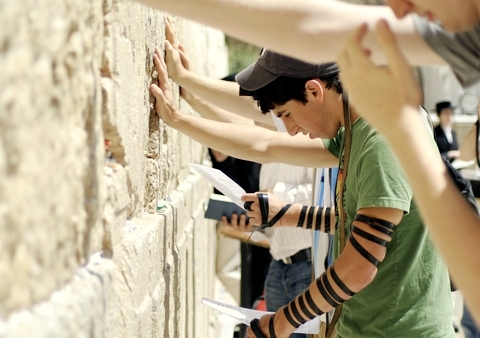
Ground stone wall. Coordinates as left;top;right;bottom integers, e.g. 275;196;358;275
0;0;227;337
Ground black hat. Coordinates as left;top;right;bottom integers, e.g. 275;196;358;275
235;48;339;92
435;101;455;114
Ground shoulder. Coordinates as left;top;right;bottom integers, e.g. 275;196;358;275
352;119;396;161
413;15;480;87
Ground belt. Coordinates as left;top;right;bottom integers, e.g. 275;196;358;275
281;248;311;265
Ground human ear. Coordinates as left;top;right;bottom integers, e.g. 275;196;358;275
305;79;324;103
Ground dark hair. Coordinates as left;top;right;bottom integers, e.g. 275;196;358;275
255;74;342;114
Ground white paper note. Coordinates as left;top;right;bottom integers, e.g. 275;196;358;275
190;163;247;208
201;297;320;334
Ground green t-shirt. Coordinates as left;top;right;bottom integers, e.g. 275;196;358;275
323;118;454;338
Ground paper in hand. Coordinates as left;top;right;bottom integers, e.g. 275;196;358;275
189;163;247;208
201;297;321;334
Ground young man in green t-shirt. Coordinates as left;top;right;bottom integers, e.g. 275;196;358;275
151;49;455;338
237;50;454;338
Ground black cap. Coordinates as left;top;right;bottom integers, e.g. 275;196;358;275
235;49;339;92
435;101;455;114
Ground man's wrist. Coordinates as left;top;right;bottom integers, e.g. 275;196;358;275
171;68;191;88
282;203;303;227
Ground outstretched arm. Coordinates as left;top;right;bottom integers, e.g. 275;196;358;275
163;18;273;125
181;91;254;125
151;43;337;167
337;21;480;323
137;0;444;66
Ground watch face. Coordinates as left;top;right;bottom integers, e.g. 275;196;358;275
460;90;479;114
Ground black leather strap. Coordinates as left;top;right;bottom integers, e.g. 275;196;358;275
257;193;292;229
322;272;345;304
304;289;324;316
284;304;301;328
326;93;351;338
298;294;317;320
306;206;315;229
296;205;308;227
352;226;388;246
290;299;306;325
269;315;277;338
265;203;292;229
350;235;380;267
257;193;270;226
250;318;268;338
330;266;356;297
476;119;480;168
316;275;339;308
325;207;331;233
281;248;312;265
354;214;394;234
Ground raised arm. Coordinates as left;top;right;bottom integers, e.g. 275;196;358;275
137;0;444;66
163;19;274;125
151;43;337;168
337;21;480;323
180;91;253;125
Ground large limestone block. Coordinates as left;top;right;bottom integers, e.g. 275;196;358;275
0;257;117;338
0;0;105;315
114;215;165;337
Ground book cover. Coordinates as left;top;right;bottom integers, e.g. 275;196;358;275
205;193;246;221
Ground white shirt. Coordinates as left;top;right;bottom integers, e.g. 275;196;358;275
250;162;314;261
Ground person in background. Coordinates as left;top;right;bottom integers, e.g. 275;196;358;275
433;101;460;163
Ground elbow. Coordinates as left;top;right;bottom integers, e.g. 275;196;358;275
343;265;377;293
354;267;377;290
335;258;379;294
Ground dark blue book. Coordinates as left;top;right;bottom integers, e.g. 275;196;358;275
204;194;246;221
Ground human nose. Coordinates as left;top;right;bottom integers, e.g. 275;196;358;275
284;120;298;136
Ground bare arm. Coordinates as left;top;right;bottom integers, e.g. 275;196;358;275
163;33;273;125
338;21;480;323
242;203;402;337
381;109;480;323
151;44;338;167
175;67;274;125
138;0;445;66
182;91;255;125
164;110;336;167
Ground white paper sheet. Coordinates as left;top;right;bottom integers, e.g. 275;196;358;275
201;297;320;334
190;163;247;208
